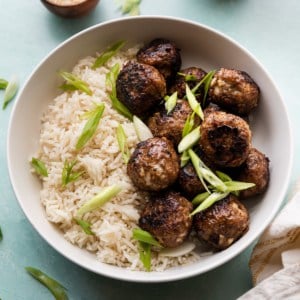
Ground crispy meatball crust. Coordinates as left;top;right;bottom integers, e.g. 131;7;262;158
139;191;193;248
127;137;179;192
200;111;252;168
236;148;270;198
136;38;181;85
116;61;166;118
147;100;200;145
193;194;249;250
168;67;207;105
209;68;260;115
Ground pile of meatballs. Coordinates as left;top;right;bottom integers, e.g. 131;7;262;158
116;38;270;251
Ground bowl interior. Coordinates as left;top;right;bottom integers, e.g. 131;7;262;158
7;16;292;282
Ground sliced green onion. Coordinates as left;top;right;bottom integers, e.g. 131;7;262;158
74;218;94;235
76;103;105;150
186;84;204;120
178;126;200;153
106;63;133;120
118;0;141;15
25;267;68;300
182;112;195;138
132;228;161;247
138;241;151;271
59;71;92;96
0;226;2;241
191;192;229;216
224;181;255;192
177;72;198;82
62;160;83;187
164;91;177;114
133;115;153;141
215;170;232;182
191;70;216;106
31;158;48;177
92;40;125;69
77;185;122;218
0;78;8;89
191;192;210;205
2;75;18;109
116;124;130;164
180;150;190;167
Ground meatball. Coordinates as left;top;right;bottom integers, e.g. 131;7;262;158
236;148;270;198
136;38;181;85
169;67;207;106
139;191;193;248
208;68;260;115
127;137;179;191
116;61;166;118
200;111;252;168
147;100;200;145
193;194;249;250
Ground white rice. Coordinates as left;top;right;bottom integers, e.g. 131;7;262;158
35;45;205;271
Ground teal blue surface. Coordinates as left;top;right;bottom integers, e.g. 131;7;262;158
0;0;299;299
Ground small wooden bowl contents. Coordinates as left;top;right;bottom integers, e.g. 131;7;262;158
41;0;100;18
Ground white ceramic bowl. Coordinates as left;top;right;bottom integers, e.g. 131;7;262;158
7;16;293;282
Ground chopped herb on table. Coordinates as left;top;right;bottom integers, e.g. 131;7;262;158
0;78;8;89
2;75;19;110
0;226;2;241
116;0;141;15
25;267;68;300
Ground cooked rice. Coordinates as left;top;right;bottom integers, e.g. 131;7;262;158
35;45;206;271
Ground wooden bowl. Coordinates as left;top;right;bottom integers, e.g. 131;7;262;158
40;0;100;18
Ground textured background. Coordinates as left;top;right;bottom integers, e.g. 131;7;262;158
0;0;299;299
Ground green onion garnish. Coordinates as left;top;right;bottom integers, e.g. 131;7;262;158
133;115;153;141
62;160;83;187
164;91;177;114
178;126;200;153
0;78;8;89
191;192;229;216
186;84;204;120
182;112;196;138
116;124;130;164
106;63;133;120
74;218;94;235
76;103;105;150
92;40;125;69
25;267;68;300
132;228;161;272
117;0;141;15
215;170;233;182
31;158;48;177
77;185;122;218
191;191;210;205
224;181;255;192
180;150;190;167
177;72;198;82
2;75;18;110
191;70;215;107
59;71;92;96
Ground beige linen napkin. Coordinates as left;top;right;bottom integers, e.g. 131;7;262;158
238;185;300;299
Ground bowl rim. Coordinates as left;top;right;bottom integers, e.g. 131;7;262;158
7;15;294;282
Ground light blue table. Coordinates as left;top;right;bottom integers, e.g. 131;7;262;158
1;1;299;299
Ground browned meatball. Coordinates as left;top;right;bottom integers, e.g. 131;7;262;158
193;194;249;250
127;137;179;192
136;38;181;85
200;111;252;168
169;67;207;106
236;148;270;198
139;191;193;248
147;100;200;145
116;61;166;118
209;68;260;115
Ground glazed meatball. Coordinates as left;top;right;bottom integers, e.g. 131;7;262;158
147;100;200;145
136;38;181;85
139;191;193;248
236;148;270;198
169;67;207;106
127;137;179;192
209;68;260;115
200;111;252;168
116;61;166;118
193;194;249;250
